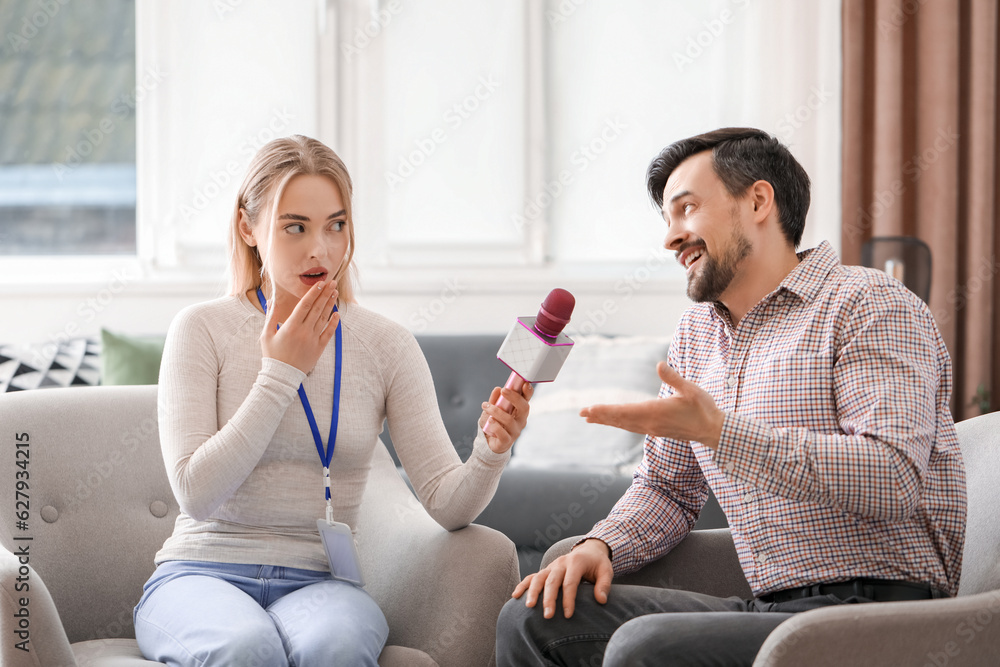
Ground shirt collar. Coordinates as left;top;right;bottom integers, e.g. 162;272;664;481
708;240;840;324
778;240;840;304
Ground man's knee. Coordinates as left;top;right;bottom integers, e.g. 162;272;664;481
497;597;534;641
604;615;680;667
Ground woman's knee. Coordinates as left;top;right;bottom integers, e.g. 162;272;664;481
211;627;288;667
272;582;388;666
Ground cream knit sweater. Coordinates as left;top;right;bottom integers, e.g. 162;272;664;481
154;293;509;571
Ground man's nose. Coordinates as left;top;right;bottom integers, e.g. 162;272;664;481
664;225;690;252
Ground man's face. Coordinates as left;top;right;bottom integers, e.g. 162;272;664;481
661;151;753;303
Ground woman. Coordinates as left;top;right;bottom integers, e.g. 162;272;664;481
134;135;532;666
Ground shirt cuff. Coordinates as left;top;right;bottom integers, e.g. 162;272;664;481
259;356;307;392
582;522;635;572
712;411;774;482
469;429;512;467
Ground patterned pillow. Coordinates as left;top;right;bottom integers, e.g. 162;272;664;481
0;337;101;392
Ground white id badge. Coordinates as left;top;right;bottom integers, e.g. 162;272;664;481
317;518;365;587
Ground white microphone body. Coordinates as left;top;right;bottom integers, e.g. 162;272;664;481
498;316;574;383
488;316;574;420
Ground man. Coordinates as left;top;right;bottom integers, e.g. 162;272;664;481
496;128;966;666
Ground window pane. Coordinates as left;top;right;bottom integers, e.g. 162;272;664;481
369;0;527;262
0;0;136;256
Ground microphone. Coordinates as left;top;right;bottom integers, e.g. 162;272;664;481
485;288;576;432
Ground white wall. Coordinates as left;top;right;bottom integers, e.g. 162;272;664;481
0;0;841;347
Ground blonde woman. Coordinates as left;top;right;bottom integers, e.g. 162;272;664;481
134;135;532;666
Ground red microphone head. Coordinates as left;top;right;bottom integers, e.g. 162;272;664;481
535;288;575;338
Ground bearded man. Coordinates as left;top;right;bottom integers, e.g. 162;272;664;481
496;127;966;667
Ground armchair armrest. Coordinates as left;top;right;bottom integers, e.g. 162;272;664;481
541;529;752;599
753;591;1000;666
1;544;78;667
357;443;520;667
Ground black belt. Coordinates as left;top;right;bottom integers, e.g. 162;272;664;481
758;578;947;604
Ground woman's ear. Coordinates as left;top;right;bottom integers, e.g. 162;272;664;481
238;208;256;247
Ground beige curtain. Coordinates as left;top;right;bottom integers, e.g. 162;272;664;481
842;0;1000;419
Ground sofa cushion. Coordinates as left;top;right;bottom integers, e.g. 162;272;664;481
508;335;672;473
0;336;100;392
100;328;166;386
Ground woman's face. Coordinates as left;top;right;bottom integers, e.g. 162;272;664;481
257;173;349;305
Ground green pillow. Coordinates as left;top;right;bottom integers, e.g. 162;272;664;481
100;328;166;385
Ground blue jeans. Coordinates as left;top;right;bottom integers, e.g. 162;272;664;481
134;560;388;667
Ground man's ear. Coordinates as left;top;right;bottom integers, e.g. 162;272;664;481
238;209;256;247
748;180;775;225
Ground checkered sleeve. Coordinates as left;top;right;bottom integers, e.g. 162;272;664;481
713;284;941;520
586;330;709;574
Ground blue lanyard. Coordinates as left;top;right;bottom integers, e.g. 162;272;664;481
256;288;343;502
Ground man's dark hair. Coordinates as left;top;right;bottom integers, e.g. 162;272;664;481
646;128;811;247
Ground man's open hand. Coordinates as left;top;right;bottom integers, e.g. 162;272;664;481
580;362;725;449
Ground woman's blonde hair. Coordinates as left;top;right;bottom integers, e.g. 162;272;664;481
228;135;358;303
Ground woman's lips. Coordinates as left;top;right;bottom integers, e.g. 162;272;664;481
299;270;328;286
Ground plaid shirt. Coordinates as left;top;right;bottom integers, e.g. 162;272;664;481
588;241;967;597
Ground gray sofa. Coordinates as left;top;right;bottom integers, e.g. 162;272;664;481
0;384;519;667
540;410;1000;666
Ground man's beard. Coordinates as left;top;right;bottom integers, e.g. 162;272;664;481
686;223;753;303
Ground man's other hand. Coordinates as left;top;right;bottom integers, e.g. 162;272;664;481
511;539;613;619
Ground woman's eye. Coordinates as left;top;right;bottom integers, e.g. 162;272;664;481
285;223;305;234
331;221;345;232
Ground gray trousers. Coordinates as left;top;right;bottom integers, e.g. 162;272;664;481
496;583;871;666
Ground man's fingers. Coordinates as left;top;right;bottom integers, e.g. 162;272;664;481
541;566;566;619
560;569;582;619
579;402;652;435
657;361;683;388
512;573;534;599
524;569;550;608
593;561;613;605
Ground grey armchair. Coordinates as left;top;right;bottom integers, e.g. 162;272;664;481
0;385;519;667
541;410;1000;666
